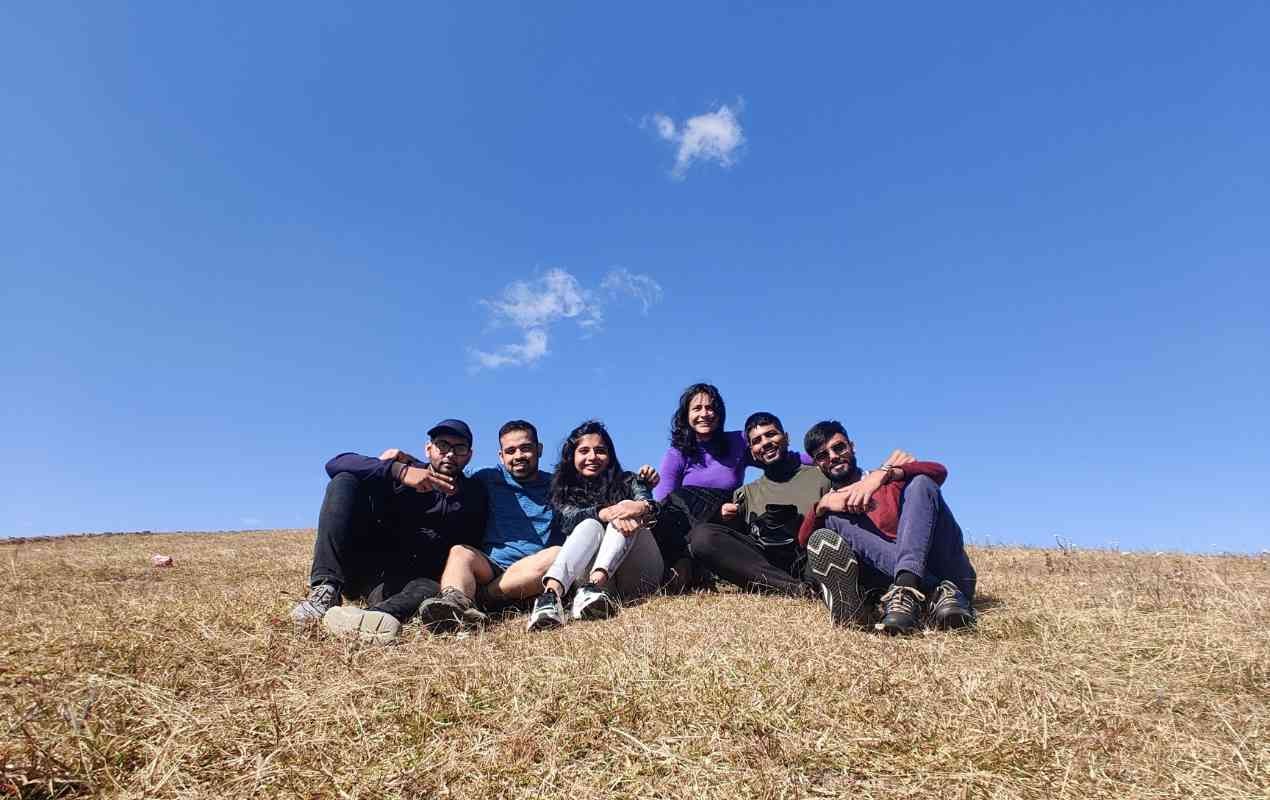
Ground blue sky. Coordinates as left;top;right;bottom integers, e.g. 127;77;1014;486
2;2;1267;552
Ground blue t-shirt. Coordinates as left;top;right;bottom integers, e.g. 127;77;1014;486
472;464;558;569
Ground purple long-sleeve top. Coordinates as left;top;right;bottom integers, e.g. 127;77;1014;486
653;430;811;501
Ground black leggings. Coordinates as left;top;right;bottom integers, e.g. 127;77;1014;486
687;522;809;597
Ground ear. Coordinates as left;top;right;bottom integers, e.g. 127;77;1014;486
534;443;544;457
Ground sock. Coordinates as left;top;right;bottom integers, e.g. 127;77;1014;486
895;570;921;590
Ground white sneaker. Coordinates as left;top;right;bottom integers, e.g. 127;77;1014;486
321;606;401;645
571;583;619;621
526;589;565;632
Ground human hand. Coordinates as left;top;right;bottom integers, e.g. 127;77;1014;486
840;474;884;514
720;502;739;521
637;464;660;488
400;464;457;495
379;448;419;464
612;516;641;536
882;449;915;467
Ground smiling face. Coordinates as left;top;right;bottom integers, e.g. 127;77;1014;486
499;429;542;480
811;433;856;483
426;433;473;477
688;392;720;439
572;433;612;479
747;423;789;467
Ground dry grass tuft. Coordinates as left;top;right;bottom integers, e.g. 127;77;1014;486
1;531;1267;798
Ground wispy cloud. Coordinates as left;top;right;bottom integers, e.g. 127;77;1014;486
470;268;662;370
601;267;664;312
647;101;745;178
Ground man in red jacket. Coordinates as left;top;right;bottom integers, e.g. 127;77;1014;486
798;420;977;635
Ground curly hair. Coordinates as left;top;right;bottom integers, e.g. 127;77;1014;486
549;420;629;510
669;382;727;464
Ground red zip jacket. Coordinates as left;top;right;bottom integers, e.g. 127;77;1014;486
796;461;948;547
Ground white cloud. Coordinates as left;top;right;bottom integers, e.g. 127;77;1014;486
601;267;663;313
470;267;662;370
481;268;601;331
470;328;549;370
647;101;745;178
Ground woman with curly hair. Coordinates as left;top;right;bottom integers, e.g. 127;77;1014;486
526;420;663;631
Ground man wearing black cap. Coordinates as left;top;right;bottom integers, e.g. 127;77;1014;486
290;419;489;644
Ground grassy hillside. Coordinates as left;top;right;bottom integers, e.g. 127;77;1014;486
2;531;1266;799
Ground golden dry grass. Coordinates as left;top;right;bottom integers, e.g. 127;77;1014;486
1;531;1267;799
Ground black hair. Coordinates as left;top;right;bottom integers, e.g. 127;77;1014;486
497;419;538;444
804;420;849;457
743;411;783;439
549;420;629;510
669;382;727;463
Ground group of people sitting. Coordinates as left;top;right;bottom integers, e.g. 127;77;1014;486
290;382;978;645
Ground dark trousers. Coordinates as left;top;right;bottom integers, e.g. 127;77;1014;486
687;522;809;597
824;475;977;602
309;473;445;622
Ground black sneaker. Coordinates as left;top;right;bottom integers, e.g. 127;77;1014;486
526;589;566;631
805;528;866;627
290;582;341;625
875;585;926;635
418;588;487;634
929;580;976;630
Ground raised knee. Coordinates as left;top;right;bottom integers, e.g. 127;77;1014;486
325;471;360;493
905;475;939;497
687;525;720;558
574;518;605;537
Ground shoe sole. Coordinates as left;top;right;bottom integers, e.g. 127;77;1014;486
321;607;400;645
526;613;564;632
805;529;865;626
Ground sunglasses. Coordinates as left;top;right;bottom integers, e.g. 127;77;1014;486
812;441;852;463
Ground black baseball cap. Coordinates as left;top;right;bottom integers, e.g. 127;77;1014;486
427;419;473;445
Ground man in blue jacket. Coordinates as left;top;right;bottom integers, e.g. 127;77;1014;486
290;418;489;644
416;419;560;633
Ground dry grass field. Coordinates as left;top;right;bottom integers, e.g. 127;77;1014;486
1;531;1266;799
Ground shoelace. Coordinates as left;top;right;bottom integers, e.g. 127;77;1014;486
880;585;924;616
308;584;337;605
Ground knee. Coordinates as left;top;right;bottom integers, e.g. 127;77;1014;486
447;544;477;564
904;475;940;499
573;518;605;539
687;525;721;559
325;471;360;498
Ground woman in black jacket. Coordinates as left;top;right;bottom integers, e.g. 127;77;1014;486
526;420;663;631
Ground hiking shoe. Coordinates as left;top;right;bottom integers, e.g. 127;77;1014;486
291;582;340;624
527;589;566;632
929;580;976;630
418;588;487;634
875;585;926;635
321;606;401;645
571;583;619;621
805;528;867;627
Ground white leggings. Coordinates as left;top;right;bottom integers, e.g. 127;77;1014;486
543;518;664;601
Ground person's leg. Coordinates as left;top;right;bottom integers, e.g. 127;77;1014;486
371;577;443;623
294;473;382;623
418;546;498;633
542;519;605;597
919;495;977;603
487;546;562;604
688;522;806;597
309;473;379;591
606;528;665;602
438;544;497;598
893;476;976;599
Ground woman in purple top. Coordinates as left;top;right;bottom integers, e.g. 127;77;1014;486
652;383;809;590
654;382;804;501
